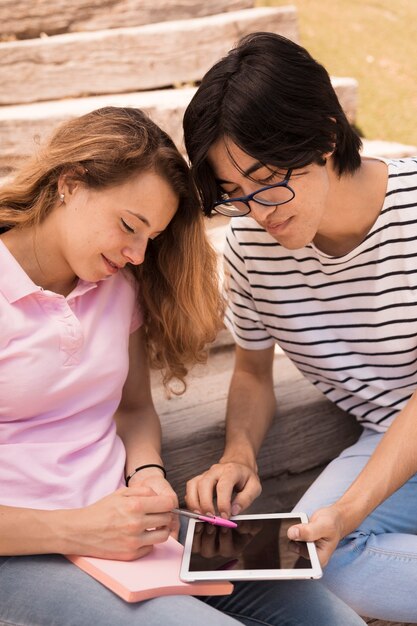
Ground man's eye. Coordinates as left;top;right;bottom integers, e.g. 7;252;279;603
221;188;240;198
258;171;280;185
121;218;135;233
261;173;276;184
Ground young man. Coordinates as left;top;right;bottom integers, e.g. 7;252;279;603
183;32;417;623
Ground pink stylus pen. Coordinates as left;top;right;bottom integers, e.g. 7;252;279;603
172;507;238;528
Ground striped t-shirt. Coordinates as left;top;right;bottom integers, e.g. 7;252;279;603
224;157;417;432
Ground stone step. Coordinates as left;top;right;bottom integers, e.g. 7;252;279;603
0;77;357;173
0;6;299;106
0;0;255;40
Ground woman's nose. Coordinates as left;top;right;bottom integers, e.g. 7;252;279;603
122;239;147;266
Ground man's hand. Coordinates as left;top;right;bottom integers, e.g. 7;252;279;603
287;505;345;566
185;461;262;518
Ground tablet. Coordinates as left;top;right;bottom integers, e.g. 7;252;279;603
180;512;322;581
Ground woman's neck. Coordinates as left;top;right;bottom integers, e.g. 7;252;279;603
1;224;77;296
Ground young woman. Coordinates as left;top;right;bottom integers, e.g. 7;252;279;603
0;106;365;626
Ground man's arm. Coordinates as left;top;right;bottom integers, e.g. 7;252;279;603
185;344;276;517
288;390;417;565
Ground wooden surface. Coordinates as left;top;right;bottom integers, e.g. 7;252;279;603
0;6;298;105
153;344;362;504
0;78;357;173
0;0;255;40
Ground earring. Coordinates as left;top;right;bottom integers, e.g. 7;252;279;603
59;193;65;202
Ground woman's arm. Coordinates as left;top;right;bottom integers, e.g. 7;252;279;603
0;486;174;559
0;329;176;559
114;327;177;500
288;391;417;565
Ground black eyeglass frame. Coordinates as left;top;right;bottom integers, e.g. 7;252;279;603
212;168;294;217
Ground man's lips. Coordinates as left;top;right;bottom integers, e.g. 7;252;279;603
265;216;293;233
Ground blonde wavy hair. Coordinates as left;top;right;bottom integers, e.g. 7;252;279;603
0;106;224;390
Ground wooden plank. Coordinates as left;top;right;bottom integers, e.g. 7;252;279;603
154;346;362;502
0;77;358;173
0;6;299;105
0;0;255;40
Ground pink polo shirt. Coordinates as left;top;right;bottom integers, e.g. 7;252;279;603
0;240;142;509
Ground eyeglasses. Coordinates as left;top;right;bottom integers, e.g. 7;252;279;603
213;169;294;217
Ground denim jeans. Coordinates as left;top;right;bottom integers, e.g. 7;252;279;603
295;428;417;623
0;554;365;626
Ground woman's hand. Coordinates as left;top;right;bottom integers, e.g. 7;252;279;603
65;485;176;560
185;461;262;518
287;505;346;567
127;469;179;539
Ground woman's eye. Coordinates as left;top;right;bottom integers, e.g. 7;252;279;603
121;218;135;233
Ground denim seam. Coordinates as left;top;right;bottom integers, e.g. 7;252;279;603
361;545;417;560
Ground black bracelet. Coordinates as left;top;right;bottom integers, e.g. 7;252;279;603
125;463;167;486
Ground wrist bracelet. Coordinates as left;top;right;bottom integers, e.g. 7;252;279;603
125;463;167;486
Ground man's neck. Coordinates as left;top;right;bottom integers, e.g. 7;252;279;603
313;158;388;257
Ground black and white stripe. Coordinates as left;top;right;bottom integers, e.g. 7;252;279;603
224;158;417;432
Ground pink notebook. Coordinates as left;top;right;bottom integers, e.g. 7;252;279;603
66;536;233;602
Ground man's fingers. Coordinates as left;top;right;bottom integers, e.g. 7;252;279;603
288;522;313;542
287;521;338;567
228;474;262;516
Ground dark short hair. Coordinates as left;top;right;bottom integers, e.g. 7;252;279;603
183;32;362;216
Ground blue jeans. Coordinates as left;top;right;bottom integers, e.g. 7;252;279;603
0;553;365;626
295;428;417;623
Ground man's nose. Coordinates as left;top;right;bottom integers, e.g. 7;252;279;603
249;199;277;222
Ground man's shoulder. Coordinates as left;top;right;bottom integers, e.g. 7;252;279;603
387;156;417;177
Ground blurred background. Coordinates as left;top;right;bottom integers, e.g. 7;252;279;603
0;0;415;178
259;0;417;146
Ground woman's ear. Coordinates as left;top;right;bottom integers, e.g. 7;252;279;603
58;170;81;200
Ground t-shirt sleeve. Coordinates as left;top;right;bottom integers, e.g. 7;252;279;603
223;224;275;350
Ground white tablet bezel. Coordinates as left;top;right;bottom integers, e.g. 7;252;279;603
180;512;322;581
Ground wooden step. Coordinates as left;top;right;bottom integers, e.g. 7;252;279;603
0;0;255;40
0;77;357;173
0;6;299;106
153;341;362;504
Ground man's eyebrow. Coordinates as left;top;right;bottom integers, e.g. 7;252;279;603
243;161;264;177
126;210;151;228
216;161;264;184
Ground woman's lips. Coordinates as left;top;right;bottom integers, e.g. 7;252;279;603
102;254;120;274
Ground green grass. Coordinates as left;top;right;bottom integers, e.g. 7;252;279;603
258;0;417;147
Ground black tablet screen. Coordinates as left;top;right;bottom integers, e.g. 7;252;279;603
188;516;313;572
